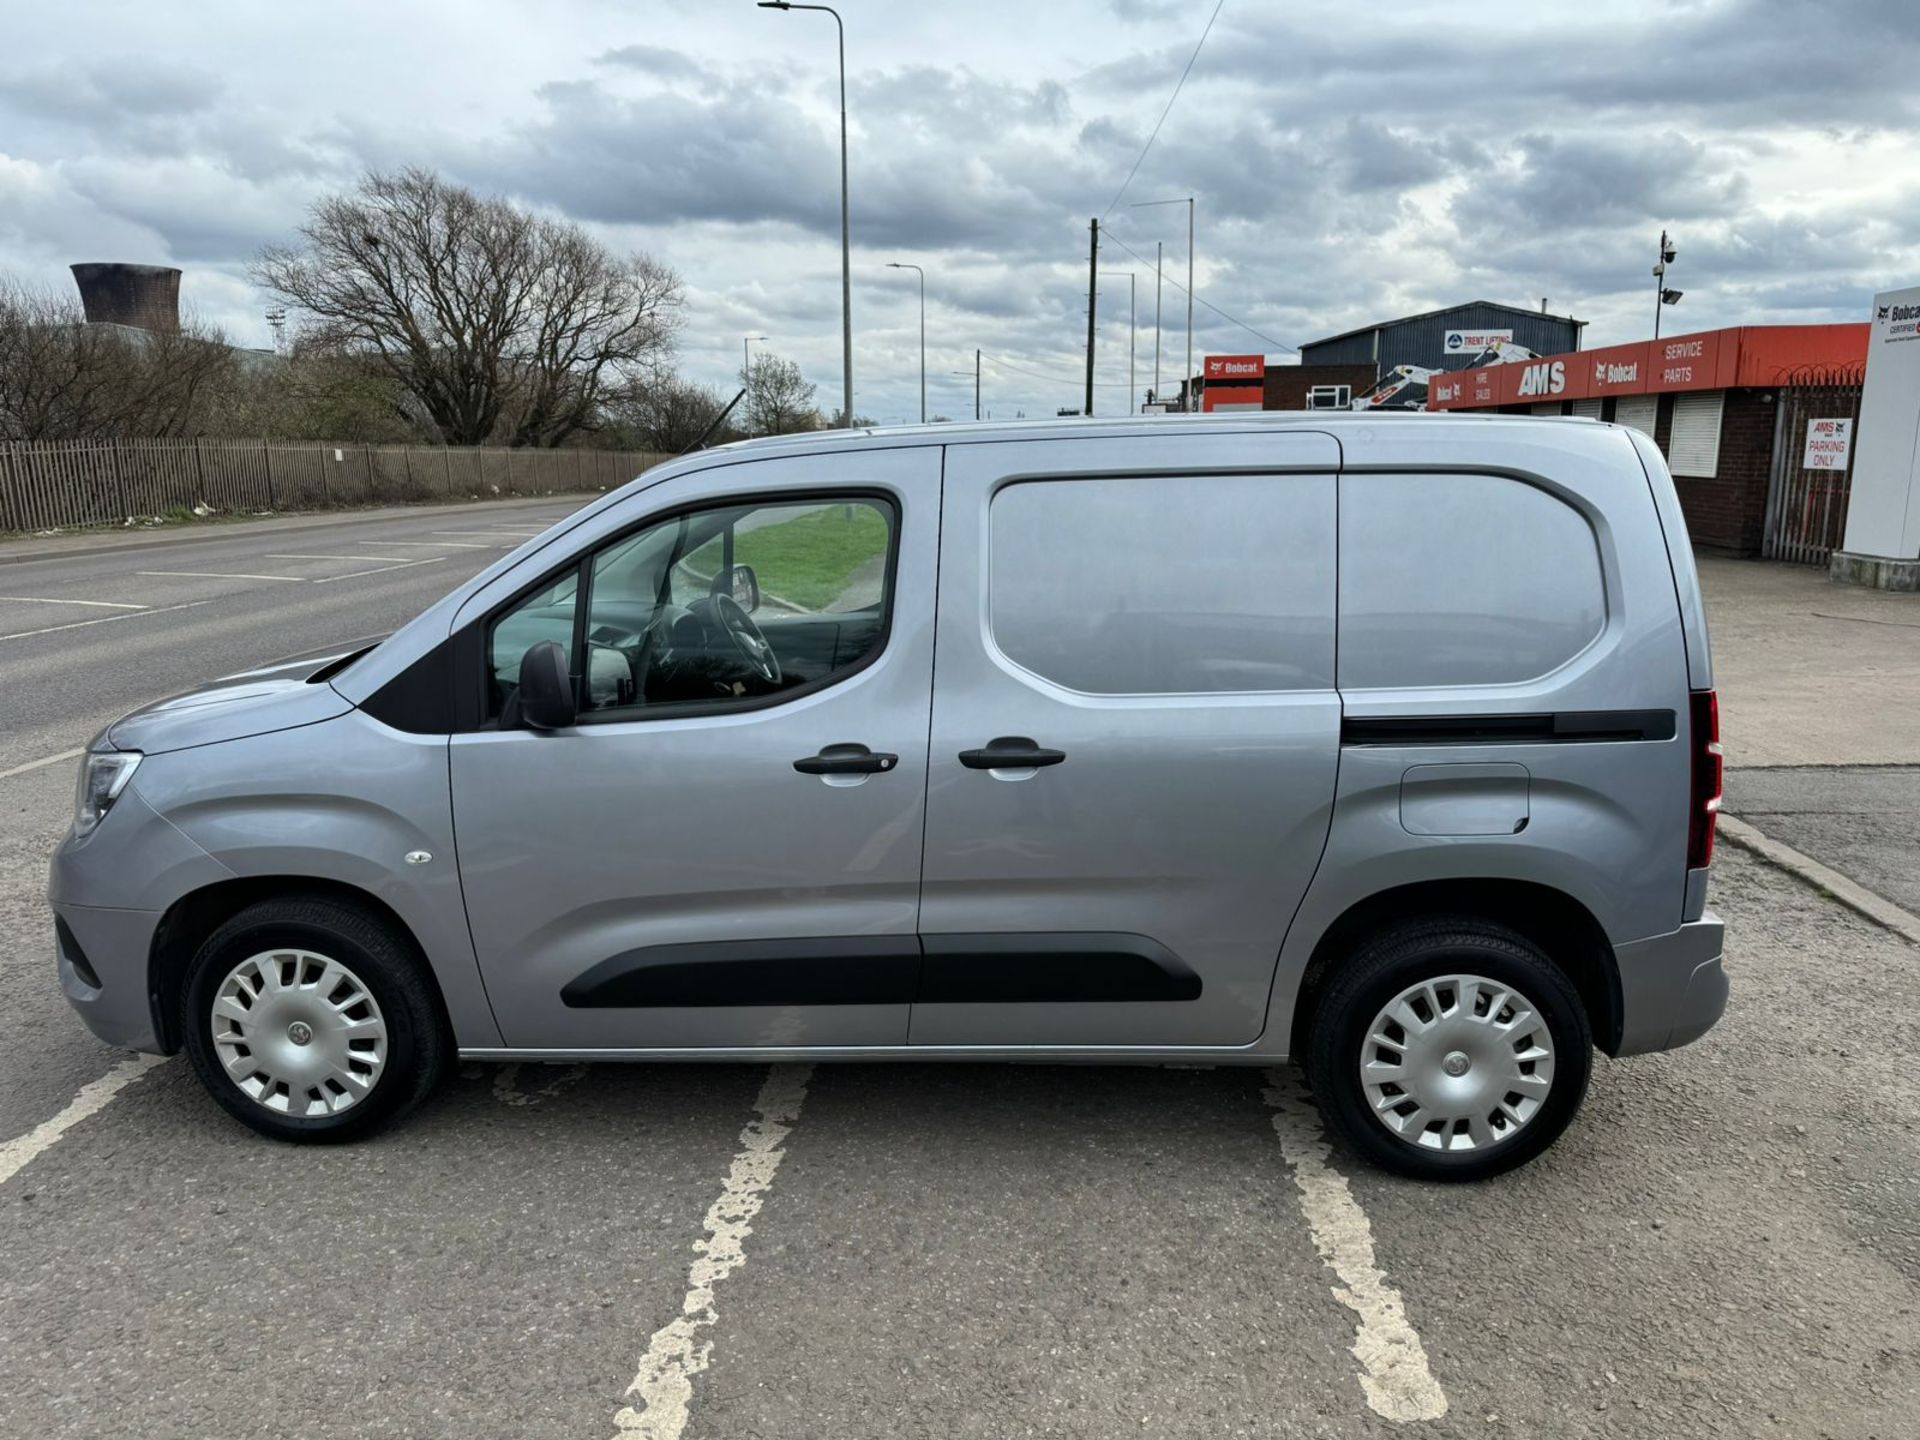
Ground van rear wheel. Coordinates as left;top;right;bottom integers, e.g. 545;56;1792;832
180;896;448;1143
1307;919;1591;1181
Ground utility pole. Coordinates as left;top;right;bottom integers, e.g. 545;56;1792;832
1084;218;1099;418
1184;198;1194;411
974;348;981;421
1153;240;1163;404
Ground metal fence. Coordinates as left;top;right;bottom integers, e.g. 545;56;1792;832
0;438;669;535
1762;376;1865;565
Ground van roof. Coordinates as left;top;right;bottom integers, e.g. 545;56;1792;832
694;409;1607;462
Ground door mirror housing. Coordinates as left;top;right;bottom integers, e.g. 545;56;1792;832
517;640;577;729
715;564;760;613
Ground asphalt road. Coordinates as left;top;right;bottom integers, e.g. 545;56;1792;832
2;510;1918;1438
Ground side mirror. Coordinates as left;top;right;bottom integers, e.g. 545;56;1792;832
714;564;760;613
517;640;577;729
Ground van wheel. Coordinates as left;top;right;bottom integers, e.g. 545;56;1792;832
1306;919;1591;1181
180;896;448;1143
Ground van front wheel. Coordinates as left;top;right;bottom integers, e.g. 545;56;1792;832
180;896;448;1143
1307;920;1591;1181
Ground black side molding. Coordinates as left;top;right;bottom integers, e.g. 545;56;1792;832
562;936;921;1009
1341;709;1675;747
561;932;1203;1008
918;932;1200;1004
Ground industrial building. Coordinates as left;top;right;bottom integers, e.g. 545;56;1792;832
1298;300;1586;377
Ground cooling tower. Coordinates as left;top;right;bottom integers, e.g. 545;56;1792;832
68;263;183;333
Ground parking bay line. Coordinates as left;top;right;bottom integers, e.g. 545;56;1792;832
1262;1068;1448;1423
0;598;211;641
0;747;86;782
611;1063;814;1439
0;1055;167;1189
0;595;148;610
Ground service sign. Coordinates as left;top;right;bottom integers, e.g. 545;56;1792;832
1442;328;1515;355
1203;354;1264;382
1803;418;1854;470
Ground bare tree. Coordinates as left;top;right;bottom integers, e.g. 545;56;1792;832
0;281;237;441
253;168;684;448
604;373;738;452
740;352;820;436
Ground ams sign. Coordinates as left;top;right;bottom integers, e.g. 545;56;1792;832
1515;361;1566;398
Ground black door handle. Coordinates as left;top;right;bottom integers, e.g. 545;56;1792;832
958;736;1067;770
794;743;898;776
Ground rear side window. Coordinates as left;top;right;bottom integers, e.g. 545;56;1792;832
1339;473;1604;689
988;474;1335;694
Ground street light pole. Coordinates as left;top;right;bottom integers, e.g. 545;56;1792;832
1132;196;1194;408
759;1;853;428
1100;270;1135;414
885;262;925;423
743;333;767;381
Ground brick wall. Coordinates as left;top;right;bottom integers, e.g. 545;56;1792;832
1263;363;1377;410
1667;388;1777;557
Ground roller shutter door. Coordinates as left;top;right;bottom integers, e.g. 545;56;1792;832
1614;394;1657;436
1668;391;1725;477
1570;398;1602;419
1531;402;1563;415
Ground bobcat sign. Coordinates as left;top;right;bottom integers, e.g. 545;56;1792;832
1834;284;1920;589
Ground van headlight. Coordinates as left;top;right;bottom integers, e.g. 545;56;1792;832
74;750;141;837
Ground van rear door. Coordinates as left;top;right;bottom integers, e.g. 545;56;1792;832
911;430;1342;1048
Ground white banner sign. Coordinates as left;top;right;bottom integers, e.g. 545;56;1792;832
1442;328;1515;355
1803;417;1854;471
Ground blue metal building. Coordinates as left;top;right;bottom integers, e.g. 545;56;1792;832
1299;301;1586;380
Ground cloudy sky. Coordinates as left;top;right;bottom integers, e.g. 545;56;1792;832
2;0;1917;423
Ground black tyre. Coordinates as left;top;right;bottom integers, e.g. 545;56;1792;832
1306;918;1591;1181
180;895;448;1143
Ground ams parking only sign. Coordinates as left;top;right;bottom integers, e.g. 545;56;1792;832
1803;418;1854;470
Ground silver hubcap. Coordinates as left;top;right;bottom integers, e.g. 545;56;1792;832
1360;973;1556;1152
211;949;388;1117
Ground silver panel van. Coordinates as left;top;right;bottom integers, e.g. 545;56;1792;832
52;415;1726;1180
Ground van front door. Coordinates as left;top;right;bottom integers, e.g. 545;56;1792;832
449;446;939;1051
912;431;1342;1048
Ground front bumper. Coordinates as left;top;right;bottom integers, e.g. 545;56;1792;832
55;903;168;1052
1611;910;1728;1057
49;782;231;1056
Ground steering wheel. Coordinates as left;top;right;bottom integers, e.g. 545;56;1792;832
705;593;782;687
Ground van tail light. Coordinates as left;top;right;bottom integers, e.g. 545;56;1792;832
1687;689;1722;870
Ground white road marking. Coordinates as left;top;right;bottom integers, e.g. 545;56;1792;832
0;1055;167;1188
139;570;305;582
0;599;212;641
0;595;148;610
1263;1069;1448;1423
433;529;545;539
0;747;85;781
611;1064;813;1439
357;539;492;549
266;553;422;563
312;556;447;583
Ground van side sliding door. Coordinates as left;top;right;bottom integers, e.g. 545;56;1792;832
912;431;1343;1048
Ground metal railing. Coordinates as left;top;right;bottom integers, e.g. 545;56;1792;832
0;438;669;535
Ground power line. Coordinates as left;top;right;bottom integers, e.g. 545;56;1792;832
1101;0;1227;220
982;352;1137;387
1102;231;1300;354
